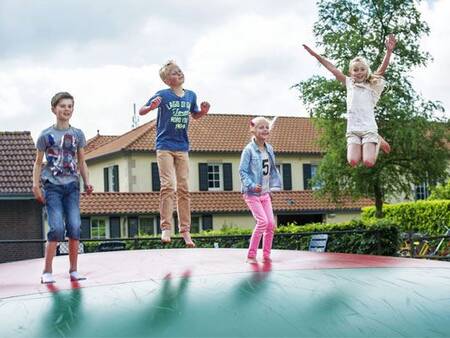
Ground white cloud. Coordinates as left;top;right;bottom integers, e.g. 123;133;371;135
0;0;448;143
0;64;162;140
186;11;317;116
412;0;450;118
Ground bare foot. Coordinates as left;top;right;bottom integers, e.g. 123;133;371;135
181;231;195;248
161;230;171;244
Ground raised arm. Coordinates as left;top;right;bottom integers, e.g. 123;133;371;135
191;101;210;120
374;34;396;76
303;44;346;85
139;96;162;116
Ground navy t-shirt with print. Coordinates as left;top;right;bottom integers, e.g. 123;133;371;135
146;89;199;152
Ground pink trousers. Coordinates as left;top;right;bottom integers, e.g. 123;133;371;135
244;193;275;259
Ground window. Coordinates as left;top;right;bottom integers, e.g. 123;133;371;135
191;216;201;233
415;182;429;200
208;164;223;191
151;162;160;191
128;217;138;237
310;164;322;190
190;216;213;233
199;163;232;191
104;165;119;192
278;163;292;190
303;163;321;190
275;164;285;189
139;217;156;236
91;218;108;239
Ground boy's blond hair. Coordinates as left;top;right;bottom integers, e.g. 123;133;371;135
159;60;178;83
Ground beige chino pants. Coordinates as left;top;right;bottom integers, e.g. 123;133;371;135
156;150;191;233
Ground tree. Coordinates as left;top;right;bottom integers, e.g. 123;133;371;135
428;181;450;200
295;0;449;218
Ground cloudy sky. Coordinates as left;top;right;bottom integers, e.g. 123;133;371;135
1;0;448;141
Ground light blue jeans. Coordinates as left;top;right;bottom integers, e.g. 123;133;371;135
44;181;81;241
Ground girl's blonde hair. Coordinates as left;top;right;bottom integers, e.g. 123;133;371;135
249;116;276;134
349;56;383;86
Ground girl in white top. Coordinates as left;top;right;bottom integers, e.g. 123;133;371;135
303;34;396;167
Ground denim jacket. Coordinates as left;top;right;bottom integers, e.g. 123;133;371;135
239;139;282;195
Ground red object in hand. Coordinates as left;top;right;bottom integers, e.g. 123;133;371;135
149;96;162;110
85;185;94;194
33;186;45;204
200;101;210;114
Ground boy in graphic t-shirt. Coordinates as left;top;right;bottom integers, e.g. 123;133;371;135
139;60;210;247
33;92;93;284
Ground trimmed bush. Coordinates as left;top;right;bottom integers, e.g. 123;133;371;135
82;219;399;256
362;200;450;235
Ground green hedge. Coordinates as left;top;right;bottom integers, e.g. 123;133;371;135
82;219;399;256
362;200;450;235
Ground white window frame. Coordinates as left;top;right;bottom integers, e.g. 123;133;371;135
207;163;223;191
91;217;109;239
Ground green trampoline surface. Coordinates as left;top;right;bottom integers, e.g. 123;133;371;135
0;249;449;338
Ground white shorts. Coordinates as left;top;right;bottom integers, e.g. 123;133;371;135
346;131;379;145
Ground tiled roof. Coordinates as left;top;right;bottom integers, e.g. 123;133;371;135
0;132;35;195
85;114;322;160
85;134;117;153
269;116;321;154
85;121;156;160
80;191;372;215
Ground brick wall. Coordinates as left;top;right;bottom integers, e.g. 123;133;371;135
0;200;44;263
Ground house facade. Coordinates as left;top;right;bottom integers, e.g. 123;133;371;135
78;114;372;240
0;132;44;262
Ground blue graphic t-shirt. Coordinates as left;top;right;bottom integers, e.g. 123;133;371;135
36;125;86;185
146;89;199;151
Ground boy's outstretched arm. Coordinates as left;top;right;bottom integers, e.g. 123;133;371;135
192;101;210;120
303;44;346;85
139;96;162;116
375;34;396;76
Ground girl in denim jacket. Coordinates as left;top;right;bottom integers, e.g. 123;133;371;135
239;117;282;263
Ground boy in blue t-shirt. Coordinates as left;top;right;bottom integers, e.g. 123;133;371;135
139;60;210;247
33;92;93;283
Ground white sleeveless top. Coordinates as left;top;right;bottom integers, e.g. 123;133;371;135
345;76;385;133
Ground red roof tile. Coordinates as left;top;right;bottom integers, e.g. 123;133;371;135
85;134;117;153
85;114;322;160
80;191;372;215
0;132;36;195
85;121;156;160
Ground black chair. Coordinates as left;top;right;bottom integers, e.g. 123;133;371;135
96;241;126;252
